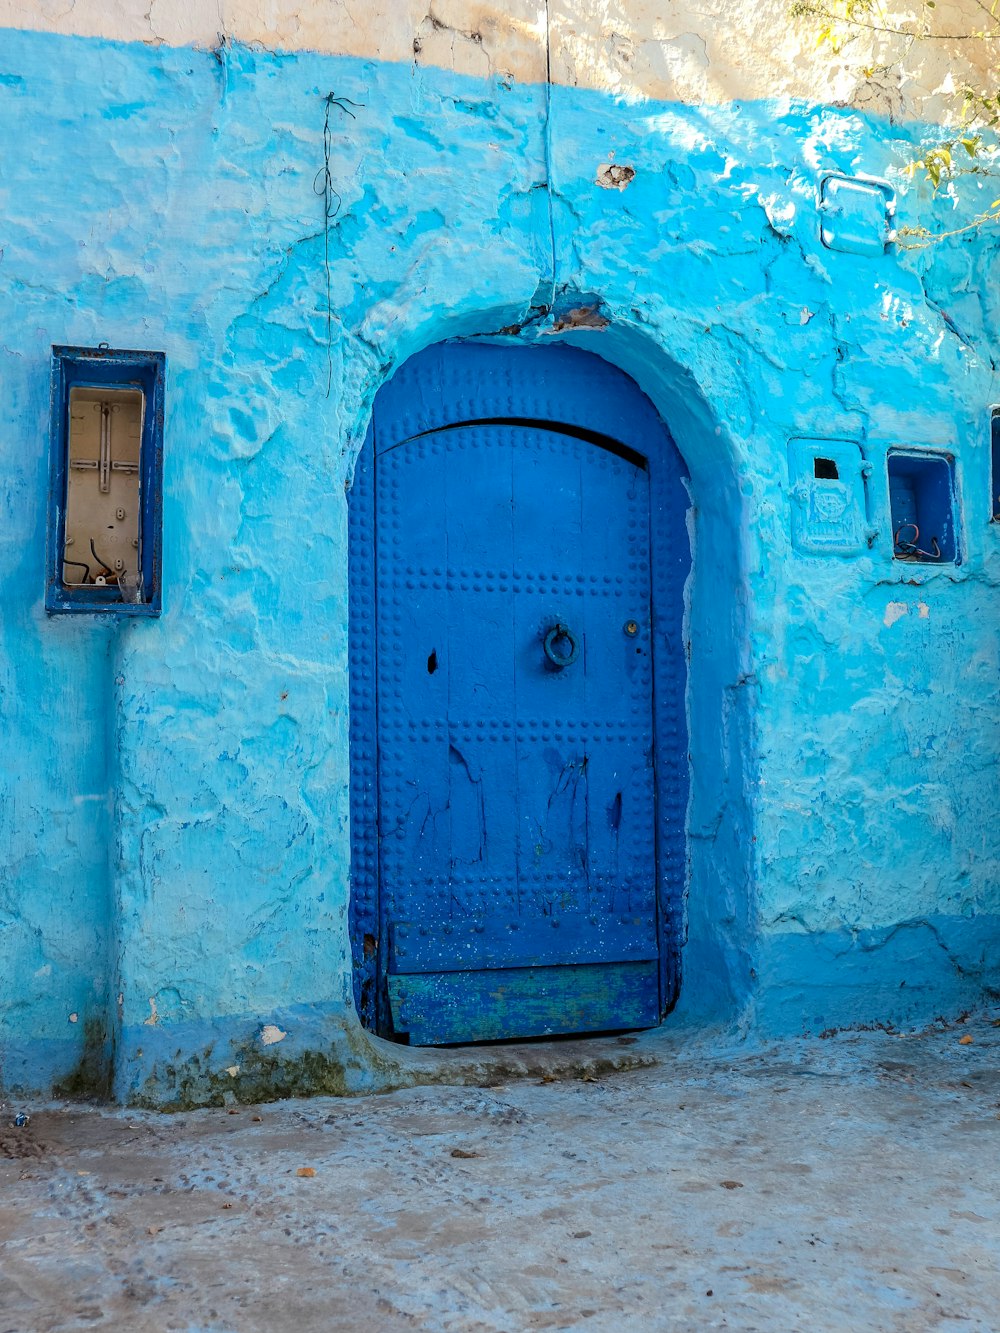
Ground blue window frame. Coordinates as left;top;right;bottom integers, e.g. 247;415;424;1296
45;346;164;616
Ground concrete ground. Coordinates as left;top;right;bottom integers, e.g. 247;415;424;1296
2;1010;999;1333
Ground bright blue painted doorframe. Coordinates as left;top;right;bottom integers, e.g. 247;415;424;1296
348;342;691;1042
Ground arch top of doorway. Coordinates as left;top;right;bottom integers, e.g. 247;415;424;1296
351;311;743;502
371;340;681;466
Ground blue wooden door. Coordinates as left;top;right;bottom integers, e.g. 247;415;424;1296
349;344;689;1045
374;420;659;1043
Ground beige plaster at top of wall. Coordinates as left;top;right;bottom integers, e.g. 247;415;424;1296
0;0;548;78
548;0;994;117
0;0;992;118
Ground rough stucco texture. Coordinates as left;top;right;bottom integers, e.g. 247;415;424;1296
0;23;999;1105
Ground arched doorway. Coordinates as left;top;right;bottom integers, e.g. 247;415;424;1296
349;342;690;1044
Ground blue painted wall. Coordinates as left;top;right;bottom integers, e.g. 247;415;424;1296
0;26;998;1105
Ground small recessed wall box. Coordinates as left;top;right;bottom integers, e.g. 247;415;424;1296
788;437;872;555
46;346;164;615
887;449;959;565
819;175;895;256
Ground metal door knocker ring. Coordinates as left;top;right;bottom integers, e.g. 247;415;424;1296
543;623;580;669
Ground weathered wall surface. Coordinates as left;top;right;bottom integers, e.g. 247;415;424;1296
1;2;999;1104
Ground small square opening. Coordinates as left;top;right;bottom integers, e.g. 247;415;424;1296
887;450;959;564
813;457;839;480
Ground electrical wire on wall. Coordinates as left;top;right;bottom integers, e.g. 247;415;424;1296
315;92;362;397
893;523;941;560
542;0;557;312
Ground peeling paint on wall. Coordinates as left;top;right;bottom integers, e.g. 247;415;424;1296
595;162;635;190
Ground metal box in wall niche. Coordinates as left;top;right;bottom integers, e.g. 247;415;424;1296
887;449;960;565
819;175;895;256
46;346;165;615
788;437;872;556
